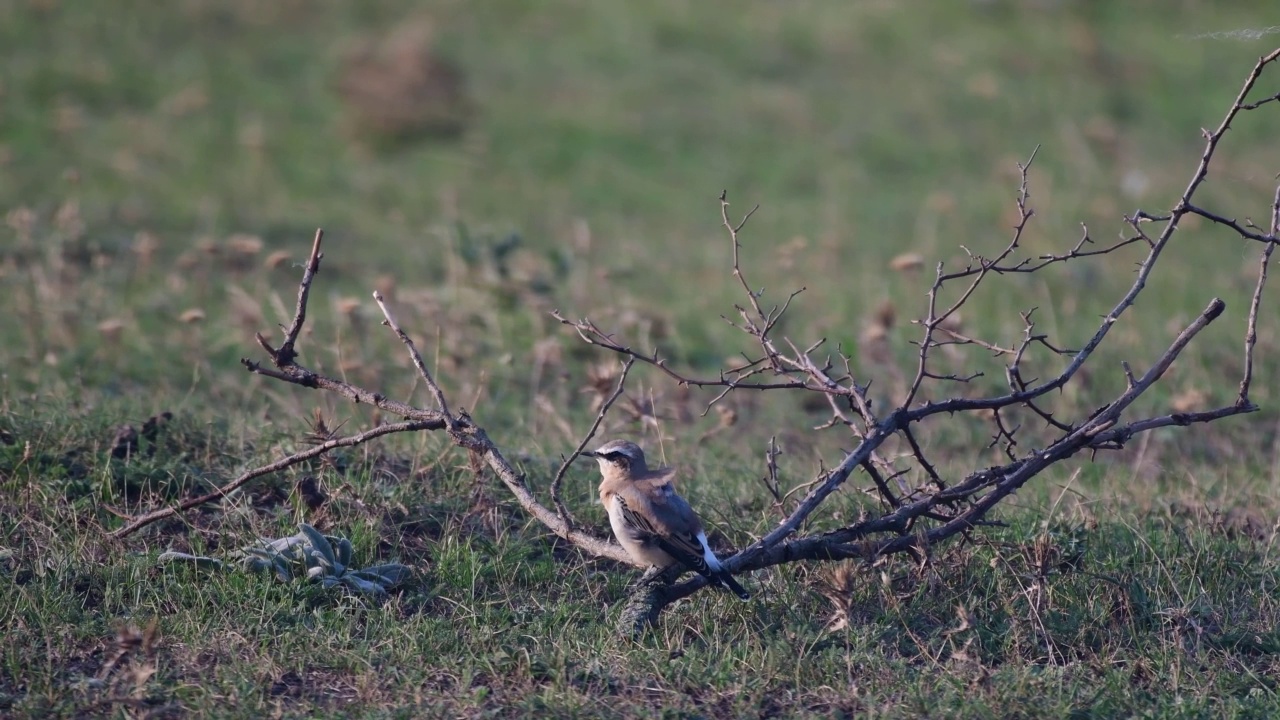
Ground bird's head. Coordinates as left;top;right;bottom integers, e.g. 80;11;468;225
581;439;648;478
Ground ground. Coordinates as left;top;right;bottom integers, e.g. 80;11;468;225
3;2;1280;717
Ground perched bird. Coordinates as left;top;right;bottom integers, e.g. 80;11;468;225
582;439;750;600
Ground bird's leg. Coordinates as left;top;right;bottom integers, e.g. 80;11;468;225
637;565;664;585
622;567;662;596
645;563;686;586
660;564;684;585
632;564;681;591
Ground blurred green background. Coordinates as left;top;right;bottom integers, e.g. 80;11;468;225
3;2;1278;390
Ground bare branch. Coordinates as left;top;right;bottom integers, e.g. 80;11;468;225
239;357;442;422
550;311;814;393
276;229;324;365
603;49;1280;630
109;419;440;539
1240;185;1280;403
373;290;453;423
115;50;1280;639
111;231;635;564
760;436;783;508
1183;204;1275;244
1174;49;1280;214
550;357;637;526
905;146;1040;408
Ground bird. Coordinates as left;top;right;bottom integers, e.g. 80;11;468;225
582;439;750;600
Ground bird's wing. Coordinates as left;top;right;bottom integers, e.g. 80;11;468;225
616;484;713;577
617;472;752;601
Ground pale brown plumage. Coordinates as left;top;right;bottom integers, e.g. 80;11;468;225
583;439;749;600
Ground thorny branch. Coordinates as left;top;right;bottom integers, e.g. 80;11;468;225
109;49;1280;639
1238;185;1280;403
567;49;1280;629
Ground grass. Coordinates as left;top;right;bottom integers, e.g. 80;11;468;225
4;1;1280;716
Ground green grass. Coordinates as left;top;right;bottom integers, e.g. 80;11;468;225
4;1;1280;716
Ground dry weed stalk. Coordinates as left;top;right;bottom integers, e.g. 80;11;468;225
109;50;1280;638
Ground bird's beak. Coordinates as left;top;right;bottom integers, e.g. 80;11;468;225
578;451;598;459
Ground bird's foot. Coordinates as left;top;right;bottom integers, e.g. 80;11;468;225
636;566;666;587
633;565;680;590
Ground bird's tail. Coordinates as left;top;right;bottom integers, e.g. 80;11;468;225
713;571;750;601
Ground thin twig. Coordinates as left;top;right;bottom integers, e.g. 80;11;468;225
373;290;453;424
550;357;637;526
1240;185;1280;404
550;311;814;393
276;229;324;365
904;147;1041;408
760;436;783;506
240;357;442;422
109;419;439;539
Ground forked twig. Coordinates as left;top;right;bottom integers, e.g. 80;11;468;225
373;290;453;423
261;228;324;365
549;357;637;526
